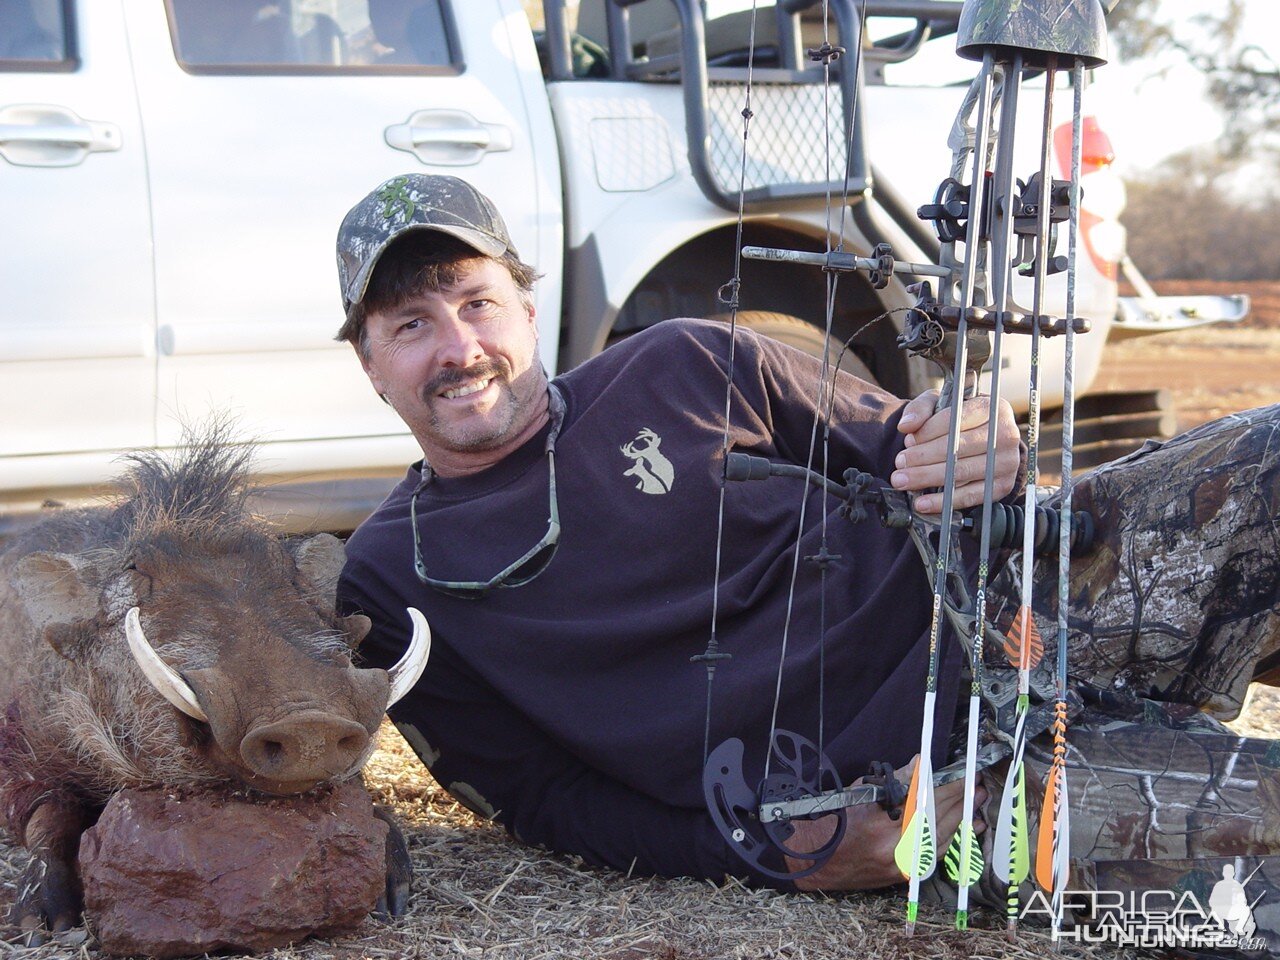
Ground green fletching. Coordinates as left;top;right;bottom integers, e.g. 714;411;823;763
894;809;936;879
944;822;984;887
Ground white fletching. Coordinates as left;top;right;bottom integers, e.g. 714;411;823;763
124;606;208;722
386;607;431;709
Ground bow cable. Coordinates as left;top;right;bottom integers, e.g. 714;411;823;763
699;0;885;882
695;0;762;766
762;0;873;798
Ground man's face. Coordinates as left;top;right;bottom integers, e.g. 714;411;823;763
359;257;543;463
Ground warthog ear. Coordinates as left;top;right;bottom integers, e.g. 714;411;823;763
14;552;100;660
289;533;348;606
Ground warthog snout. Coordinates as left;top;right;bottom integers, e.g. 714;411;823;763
240;711;372;787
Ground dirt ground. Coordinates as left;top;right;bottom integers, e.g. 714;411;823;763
2;282;1278;959
1098;280;1280;431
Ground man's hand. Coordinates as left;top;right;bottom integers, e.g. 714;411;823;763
891;390;1020;514
785;758;986;891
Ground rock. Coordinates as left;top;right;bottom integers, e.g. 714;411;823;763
79;781;389;959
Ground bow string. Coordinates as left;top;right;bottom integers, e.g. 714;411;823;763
691;0;1111;934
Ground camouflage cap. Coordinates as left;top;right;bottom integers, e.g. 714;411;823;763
336;174;518;313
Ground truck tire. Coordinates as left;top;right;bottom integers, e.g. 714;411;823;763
714;311;878;385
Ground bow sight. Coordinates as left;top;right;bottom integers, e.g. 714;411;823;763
701;0;1112;936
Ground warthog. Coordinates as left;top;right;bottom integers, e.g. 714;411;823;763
0;434;430;938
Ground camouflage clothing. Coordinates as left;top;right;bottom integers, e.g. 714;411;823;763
991;404;1280;721
946;405;1280;951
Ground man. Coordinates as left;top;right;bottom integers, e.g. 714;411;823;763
335;174;1280;902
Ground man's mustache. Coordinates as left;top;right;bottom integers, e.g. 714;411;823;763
423;359;510;400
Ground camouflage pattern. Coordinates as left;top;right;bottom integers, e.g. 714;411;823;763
989;404;1280;723
335;173;516;313
956;0;1109;68
942;405;1280;949
1014;722;1278;951
938;730;1280;952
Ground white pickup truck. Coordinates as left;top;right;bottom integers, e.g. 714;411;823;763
0;0;1236;533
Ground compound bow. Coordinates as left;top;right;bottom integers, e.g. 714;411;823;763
693;0;1111;935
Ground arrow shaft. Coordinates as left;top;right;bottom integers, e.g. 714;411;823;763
1045;59;1088;939
952;54;1021;928
1000;61;1060;939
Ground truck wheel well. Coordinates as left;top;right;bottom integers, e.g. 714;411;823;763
707;311;876;383
608;223;909;396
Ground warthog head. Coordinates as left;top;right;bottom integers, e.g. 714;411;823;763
9;434;429;797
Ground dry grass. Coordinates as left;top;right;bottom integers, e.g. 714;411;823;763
23;683;1280;956
0;718;1186;960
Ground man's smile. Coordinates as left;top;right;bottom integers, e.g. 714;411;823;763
441;377;496;401
425;358;510;408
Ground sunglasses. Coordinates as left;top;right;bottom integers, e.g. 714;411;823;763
410;384;564;599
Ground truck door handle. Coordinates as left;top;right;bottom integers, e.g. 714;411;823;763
385;109;513;166
0;103;121;167
402;127;496;148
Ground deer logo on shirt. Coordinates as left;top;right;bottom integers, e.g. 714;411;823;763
620;428;675;494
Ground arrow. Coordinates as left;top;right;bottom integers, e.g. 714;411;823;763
993;704;1032;932
895;744;939;930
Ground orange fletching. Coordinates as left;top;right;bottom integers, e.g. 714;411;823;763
1035;763;1060;891
900;760;922;840
1003;606;1044;669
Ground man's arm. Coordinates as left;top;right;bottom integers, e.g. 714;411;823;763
785;758;987;890
742;329;1023;512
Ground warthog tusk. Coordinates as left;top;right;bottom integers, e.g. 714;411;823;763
125;606;208;722
386;607;431;709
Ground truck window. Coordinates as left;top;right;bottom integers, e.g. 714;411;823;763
525;0;609;79
0;0;73;68
165;0;458;73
